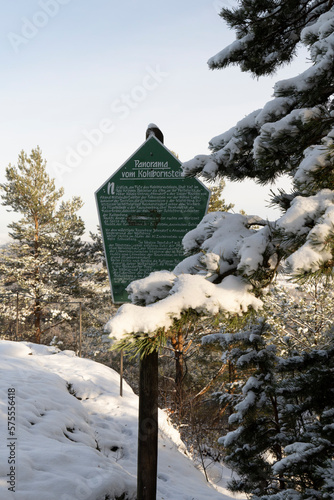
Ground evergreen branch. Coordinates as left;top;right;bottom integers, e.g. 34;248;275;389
110;329;168;359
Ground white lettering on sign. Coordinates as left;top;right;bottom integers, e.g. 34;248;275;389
134;160;169;169
121;171;136;178
137;170;182;178
107;182;115;195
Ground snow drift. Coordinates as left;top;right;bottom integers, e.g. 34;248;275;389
0;340;244;500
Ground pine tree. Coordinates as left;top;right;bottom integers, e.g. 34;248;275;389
103;5;334;497
203;320;281;495
204;318;334;499
264;278;334;353
0;147;88;343
182;0;334;282
105;0;334;339
207;180;234;213
84;226;118;325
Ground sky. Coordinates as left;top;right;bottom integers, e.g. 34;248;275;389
0;0;309;244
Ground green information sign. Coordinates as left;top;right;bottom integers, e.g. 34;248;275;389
95;136;210;303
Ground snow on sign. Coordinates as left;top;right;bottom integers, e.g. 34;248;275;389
95;136;210;303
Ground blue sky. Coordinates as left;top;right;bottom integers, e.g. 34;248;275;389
0;0;309;242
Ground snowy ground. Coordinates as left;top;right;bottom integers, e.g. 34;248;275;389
0;340;245;500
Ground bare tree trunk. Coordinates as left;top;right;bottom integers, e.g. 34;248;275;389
34;298;42;344
33;214;41;344
171;330;184;415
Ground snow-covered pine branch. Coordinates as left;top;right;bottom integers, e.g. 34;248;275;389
106;2;334;340
106;213;271;340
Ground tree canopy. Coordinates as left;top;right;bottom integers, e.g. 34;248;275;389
207;180;234;213
106;2;334;337
0;147;88;343
104;5;334;496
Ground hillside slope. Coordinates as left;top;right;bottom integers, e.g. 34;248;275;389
0;340;244;500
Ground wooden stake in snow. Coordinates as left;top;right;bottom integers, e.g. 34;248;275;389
137;125;163;500
137;349;158;499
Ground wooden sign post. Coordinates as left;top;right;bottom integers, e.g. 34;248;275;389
137;349;158;499
95;127;210;499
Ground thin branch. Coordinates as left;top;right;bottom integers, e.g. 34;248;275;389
192;363;228;402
